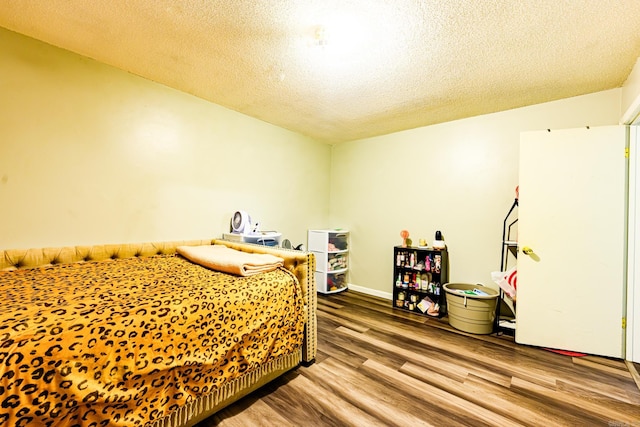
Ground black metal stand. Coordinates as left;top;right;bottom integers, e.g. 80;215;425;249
495;198;518;336
500;198;518;270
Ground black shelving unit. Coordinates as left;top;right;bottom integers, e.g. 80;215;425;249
392;246;449;317
496;197;518;335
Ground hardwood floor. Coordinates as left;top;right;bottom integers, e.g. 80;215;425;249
201;291;640;426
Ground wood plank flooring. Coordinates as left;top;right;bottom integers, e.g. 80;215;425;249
200;290;640;426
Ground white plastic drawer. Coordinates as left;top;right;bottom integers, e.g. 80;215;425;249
328;232;348;251
328;252;348;272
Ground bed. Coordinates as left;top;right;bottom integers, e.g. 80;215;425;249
0;239;317;427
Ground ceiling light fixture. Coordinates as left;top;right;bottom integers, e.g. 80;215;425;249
314;25;329;47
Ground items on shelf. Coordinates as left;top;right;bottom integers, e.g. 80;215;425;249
327;273;346;292
416;295;440;316
328;253;348;270
400;229;410;247
392;246;449;317
491;266;517;299
308;229;350;294
432;230;446;249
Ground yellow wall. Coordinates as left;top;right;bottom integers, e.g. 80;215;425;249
331;89;623;297
0;28;331;249
0;26;629;298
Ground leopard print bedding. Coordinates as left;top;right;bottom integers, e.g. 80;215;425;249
0;254;305;426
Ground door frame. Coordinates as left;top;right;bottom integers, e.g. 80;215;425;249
627;125;639;362
623;77;640;361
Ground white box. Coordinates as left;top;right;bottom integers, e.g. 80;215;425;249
222;232;282;246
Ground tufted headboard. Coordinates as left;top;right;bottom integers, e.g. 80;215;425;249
0;238;317;363
0;239;213;270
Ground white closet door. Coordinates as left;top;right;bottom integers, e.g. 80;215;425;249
517;125;627;358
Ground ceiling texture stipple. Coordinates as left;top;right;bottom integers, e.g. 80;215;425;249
1;1;640;143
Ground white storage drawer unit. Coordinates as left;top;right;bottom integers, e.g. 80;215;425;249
308;229;349;294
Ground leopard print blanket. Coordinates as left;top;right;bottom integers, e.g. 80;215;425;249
0;254;305;426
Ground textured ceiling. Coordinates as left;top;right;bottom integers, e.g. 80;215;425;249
1;1;640;143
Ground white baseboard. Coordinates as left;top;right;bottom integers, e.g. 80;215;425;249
347;283;392;300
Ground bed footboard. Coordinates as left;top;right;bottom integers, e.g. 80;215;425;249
211;239;317;363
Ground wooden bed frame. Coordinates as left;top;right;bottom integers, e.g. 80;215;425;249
0;238;317;426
